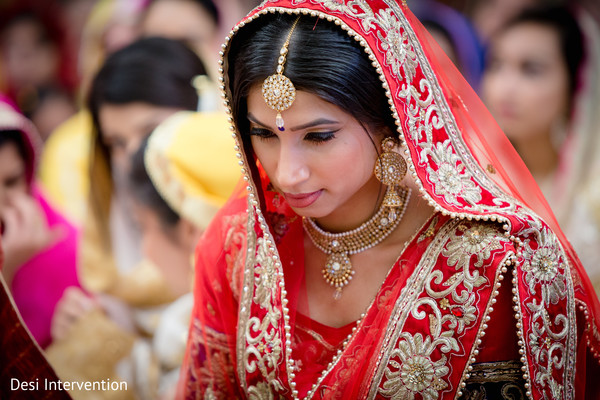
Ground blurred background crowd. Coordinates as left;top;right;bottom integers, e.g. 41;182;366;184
0;0;599;399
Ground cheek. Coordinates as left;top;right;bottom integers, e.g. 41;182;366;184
481;73;504;105
250;138;277;172
326;142;376;187
0;179;28;205
523;79;569;125
142;229;175;270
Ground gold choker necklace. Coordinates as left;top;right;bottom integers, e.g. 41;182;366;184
303;186;411;300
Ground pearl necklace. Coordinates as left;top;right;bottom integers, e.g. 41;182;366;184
303;186;411;299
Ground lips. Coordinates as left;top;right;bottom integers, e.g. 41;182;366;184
282;190;322;208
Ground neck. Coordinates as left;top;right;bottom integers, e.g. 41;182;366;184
512;131;559;182
314;177;386;233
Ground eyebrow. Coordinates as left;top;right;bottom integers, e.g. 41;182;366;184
247;113;339;131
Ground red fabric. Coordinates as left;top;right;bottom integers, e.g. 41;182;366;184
179;1;600;399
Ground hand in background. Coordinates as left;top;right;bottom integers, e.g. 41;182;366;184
0;191;65;285
51;286;99;342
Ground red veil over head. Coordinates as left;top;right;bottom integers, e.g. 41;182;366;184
180;1;600;398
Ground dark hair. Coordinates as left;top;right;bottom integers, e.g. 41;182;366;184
128;137;181;230
88;36;206;124
501;6;584;101
87;36;205;248
227;13;395;143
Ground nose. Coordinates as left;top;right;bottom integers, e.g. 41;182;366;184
0;186;7;212
275;144;309;190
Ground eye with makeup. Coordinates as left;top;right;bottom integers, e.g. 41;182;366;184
304;130;338;143
249;127;276;140
249;126;338;143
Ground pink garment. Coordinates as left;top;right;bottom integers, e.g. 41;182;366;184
10;186;80;349
1;95;81;348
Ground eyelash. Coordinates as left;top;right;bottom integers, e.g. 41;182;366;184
249;128;337;143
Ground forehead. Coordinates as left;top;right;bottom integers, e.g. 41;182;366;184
494;23;562;57
99;103;180;133
0;141;26;173
247;87;351;125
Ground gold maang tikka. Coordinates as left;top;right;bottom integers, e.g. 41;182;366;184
262;16;301;131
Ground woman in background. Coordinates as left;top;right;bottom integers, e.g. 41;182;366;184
482;5;600;291
46;36;207;400
0;96;79;349
0;0;78;140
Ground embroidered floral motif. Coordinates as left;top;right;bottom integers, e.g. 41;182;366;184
186;321;236;398
380;333;449;399
376;8;418;82
519;225;571;398
522;227;566;305
444;223;504;269
440;222;505;293
446;294;477;334
243;234;285;395
427;140;482;207
253;237;280;309
223;212;247;300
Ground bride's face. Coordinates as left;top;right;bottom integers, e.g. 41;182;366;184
246;87;381;221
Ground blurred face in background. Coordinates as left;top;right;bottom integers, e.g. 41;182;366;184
471;0;539;43
0;16;60;91
481;22;570;143
141;0;218;77
99;103;181;171
131;201;199;297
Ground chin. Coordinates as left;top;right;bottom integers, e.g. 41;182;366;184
289;204;330;220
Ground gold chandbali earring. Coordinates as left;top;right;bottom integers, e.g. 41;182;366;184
303;185;411;300
262;16;301;131
374;137;408;219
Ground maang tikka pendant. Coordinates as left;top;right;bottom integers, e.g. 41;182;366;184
262;17;301;131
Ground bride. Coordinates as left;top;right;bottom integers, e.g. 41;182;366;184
179;1;600;398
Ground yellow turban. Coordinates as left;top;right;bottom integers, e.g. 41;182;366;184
145;111;241;230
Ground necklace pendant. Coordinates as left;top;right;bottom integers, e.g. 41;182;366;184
322;252;354;296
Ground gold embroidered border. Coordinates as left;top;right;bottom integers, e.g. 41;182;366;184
367;218;462;397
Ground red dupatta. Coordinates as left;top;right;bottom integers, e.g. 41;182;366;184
180;1;600;399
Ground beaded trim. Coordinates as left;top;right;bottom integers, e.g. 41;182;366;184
455;253;516;398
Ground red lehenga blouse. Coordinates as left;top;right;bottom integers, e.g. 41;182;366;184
179;1;600;399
